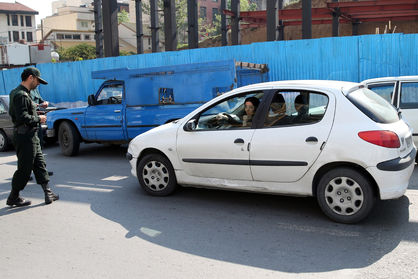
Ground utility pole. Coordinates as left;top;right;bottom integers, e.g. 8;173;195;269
187;0;198;49
163;0;177;51
135;0;143;54
302;0;312;39
150;0;160;52
93;0;103;58
102;0;119;57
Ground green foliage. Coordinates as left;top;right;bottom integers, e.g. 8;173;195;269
120;50;136;56
118;10;130;24
57;44;96;61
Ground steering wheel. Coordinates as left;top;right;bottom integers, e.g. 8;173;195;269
108;96;119;104
222;113;241;125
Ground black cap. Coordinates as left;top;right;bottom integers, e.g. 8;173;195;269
22;67;48;85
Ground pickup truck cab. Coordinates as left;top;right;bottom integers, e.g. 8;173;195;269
362;76;418;149
46;60;268;156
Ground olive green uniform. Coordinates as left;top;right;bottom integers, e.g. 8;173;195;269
9;85;49;192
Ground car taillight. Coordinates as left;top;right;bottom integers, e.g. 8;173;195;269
358;130;400;148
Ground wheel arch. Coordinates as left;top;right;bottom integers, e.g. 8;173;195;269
137;148;171;168
55;119;83;141
312;162;380;199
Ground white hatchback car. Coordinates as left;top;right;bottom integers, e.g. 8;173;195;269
362;76;418;149
127;80;416;224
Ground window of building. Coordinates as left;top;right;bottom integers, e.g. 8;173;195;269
26;32;33;42
200;6;207;19
7;14;10;26
21;32;25;39
73;34;81;40
80;21;88;28
20;15;24;26
12;15;18;26
25;16;32;27
57;34;64;40
212;8;219;22
212;0;218;2
13;31;19;42
8;31;11;42
84;34;90;40
64;34;72;39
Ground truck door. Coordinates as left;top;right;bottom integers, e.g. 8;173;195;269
84;81;126;141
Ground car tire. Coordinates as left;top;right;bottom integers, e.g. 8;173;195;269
137;154;177;196
316;167;375;224
0;129;10;152
58;121;80;156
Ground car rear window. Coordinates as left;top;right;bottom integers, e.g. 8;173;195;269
347;87;399;123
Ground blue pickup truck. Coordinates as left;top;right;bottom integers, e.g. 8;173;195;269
46;60;269;156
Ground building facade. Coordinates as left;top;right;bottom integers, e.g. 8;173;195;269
41;4;95;49
0;2;38;44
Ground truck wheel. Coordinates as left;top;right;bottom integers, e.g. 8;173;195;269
58;122;80;156
137;154;177;196
316;167;375;224
0;130;10;152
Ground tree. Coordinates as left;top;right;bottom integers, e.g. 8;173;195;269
118;10;129;24
57;44;96;61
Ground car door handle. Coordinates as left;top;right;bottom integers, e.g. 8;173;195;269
234;138;244;144
114;110;121;113
305;136;318;143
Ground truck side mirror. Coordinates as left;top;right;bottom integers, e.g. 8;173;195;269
88;94;96;106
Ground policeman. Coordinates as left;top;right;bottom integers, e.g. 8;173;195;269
6;67;59;207
29;88;53;177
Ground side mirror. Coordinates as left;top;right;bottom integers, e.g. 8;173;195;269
184;119;196;131
88;94;96;106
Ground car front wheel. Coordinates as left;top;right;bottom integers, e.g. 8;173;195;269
316;167;375;224
58;121;80;156
137;154;177;196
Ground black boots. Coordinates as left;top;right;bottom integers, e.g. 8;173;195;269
6;190;31;207
41;184;59;204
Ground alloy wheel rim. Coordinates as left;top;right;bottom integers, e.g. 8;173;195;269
324;176;364;216
142;160;169;191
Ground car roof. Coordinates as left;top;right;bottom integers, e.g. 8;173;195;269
232;80;360;95
362;76;418;84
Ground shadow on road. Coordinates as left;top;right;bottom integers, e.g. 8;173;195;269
1;144;417;272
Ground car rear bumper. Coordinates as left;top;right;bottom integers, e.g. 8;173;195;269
367;150;416;200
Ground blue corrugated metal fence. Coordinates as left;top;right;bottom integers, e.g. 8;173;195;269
1;33;417;107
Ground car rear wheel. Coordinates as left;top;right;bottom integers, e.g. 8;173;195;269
58;122;80;156
0;130;10;152
316;167;375;224
137;154;177;196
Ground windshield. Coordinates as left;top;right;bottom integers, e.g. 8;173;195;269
347;88;399;124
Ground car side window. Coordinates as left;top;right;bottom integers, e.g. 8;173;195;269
194;91;264;130
367;83;395;104
399;82;418;109
263;91;328;127
96;83;123;105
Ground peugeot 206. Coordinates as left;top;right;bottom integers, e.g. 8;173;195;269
126;80;416;224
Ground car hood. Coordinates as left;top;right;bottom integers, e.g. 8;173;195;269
129;121;180;156
47;106;87;117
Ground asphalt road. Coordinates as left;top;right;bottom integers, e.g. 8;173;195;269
1;143;418;279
